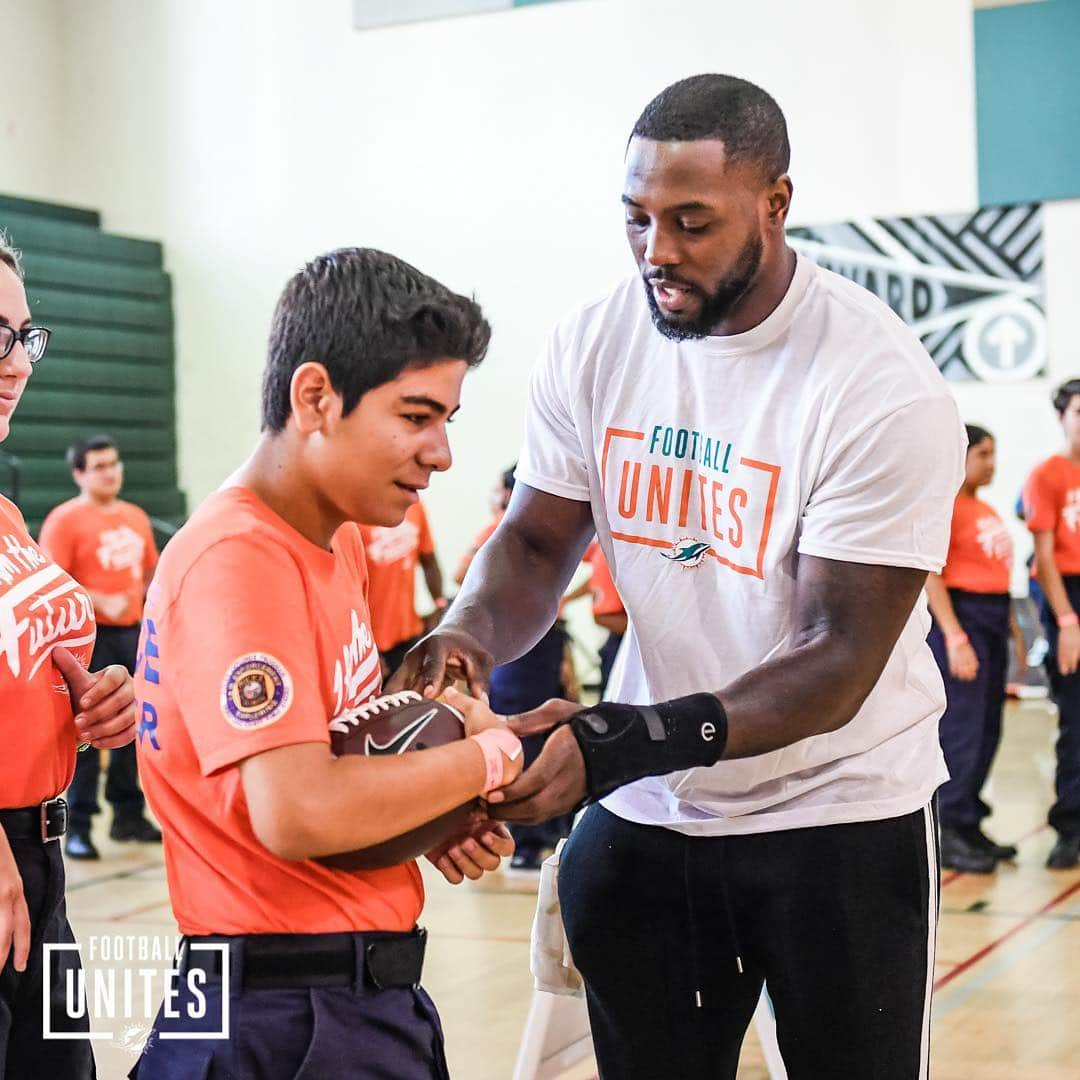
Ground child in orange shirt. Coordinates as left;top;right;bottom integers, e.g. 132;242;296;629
39;435;161;858
131;248;522;1079
1023;378;1080;869
0;234;138;1078
361;499;447;677
926;425;1025;873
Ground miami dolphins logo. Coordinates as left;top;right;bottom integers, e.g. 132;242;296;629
660;538;713;568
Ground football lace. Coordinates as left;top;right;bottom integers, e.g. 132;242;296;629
328;690;424;734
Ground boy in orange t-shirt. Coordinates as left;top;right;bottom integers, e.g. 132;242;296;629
39;434;161;858
1023;377;1080;869
130;248;522;1079
361;499;447;677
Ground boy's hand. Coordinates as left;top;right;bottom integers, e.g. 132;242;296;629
427;820;514;884
443;687;524;788
54;647;137;749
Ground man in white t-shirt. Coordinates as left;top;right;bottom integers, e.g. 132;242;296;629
395;74;964;1078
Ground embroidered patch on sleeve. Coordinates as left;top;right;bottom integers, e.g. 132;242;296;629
220;654;293;731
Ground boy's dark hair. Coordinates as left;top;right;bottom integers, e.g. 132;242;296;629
631;74;790;182
1053;378;1080;417
964;424;992;448
261;248;491;432
67;434;117;472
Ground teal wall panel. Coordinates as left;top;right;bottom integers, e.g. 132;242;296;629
976;0;1080;205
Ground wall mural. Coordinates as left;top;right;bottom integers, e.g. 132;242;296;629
788;203;1045;383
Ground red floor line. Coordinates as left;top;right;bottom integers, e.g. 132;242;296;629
940;870;963;888
933;877;1080;991
430;930;531;945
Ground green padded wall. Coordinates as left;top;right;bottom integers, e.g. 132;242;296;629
0;195;186;536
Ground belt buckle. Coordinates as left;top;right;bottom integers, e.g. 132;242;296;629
41;797;68;842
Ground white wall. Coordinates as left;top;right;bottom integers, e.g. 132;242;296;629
0;0;985;654
5;0;974;572
0;0;67;207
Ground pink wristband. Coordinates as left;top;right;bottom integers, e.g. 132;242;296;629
945;632;969;648
470;727;523;794
1058;613;1079;629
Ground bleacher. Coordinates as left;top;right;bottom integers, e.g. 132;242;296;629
0;194;185;539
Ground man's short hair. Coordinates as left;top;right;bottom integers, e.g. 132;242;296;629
502;464;517;493
631;74;790;182
1053;378;1080;416
67;435;117;472
0;231;23;280
261;248;491;433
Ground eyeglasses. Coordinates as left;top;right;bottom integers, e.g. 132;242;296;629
0;325;51;364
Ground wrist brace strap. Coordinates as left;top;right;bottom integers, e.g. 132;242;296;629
569;693;728;802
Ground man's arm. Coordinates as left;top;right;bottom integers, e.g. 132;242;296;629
491;555;927;821
391;485;595;695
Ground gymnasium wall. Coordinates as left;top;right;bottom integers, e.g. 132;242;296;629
4;0;1072;596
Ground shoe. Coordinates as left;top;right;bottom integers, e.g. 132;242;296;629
65;831;100;860
508;847;544;873
1046;834;1080;870
110;817;162;843
940;826;996;874
962;826;1017;861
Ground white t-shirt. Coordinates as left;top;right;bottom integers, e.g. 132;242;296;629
516;253;965;835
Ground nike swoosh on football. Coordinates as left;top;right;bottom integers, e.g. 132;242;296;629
364;709;438;756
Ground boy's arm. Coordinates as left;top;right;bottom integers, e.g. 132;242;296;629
239;690;521;861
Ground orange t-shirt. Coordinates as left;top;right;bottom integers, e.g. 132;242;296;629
359;501;436;652
39;498;159;626
584;541;625;618
940;494;1012;594
1023;455;1080;576
0;495;95;807
134;486;422;936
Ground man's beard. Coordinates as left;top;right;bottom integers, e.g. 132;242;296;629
644;231;764;341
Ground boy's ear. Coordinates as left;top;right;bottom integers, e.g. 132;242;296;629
289;362;338;433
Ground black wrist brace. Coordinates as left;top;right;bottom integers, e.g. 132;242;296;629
569;693;728;802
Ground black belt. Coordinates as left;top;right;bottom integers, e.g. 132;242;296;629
179;928;427;991
0;797;68;843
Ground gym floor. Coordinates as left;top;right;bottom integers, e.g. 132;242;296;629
66;698;1080;1079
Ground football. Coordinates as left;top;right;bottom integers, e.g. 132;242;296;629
316;690;483;871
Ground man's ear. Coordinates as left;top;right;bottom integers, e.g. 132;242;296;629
765;175;793;230
289;362;339;434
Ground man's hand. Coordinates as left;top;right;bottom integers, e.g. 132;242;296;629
489;725;586;825
387;628;494;699
0;831;30;974
54;646;137;749
427;820;515;884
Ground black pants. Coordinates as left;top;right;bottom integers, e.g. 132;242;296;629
1036;575;1080;837
67;625;144;833
559;805;937;1080
131;934;448;1079
0;834;94;1079
927;591;1010;829
598;632;623;697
